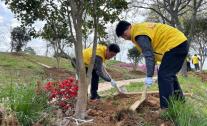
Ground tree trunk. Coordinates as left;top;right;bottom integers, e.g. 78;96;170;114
68;0;88;120
86;0;98;88
74;33;88;119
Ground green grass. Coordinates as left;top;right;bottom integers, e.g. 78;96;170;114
0;53;41;70
0;52;73;70
105;60;122;66
0;81;49;126
0;52;74;86
163;97;207;126
23;53;73;70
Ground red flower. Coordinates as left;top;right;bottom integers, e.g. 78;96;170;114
44;76;78;111
59;101;66;107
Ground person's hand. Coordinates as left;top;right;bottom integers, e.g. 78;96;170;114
145;77;153;87
111;79;117;88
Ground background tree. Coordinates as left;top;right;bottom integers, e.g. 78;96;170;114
10;26;31;52
184;17;207;71
24;47;36;55
40;12;72;68
128;46;142;71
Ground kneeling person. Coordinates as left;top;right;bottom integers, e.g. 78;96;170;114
83;43;120;100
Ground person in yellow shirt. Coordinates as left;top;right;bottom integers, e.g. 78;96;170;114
73;43;121;100
192;54;200;71
116;21;189;109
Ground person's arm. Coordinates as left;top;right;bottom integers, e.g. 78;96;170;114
135;35;155;77
198;57;201;61
94;56;111;82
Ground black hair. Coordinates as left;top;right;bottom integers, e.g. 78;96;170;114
116;20;131;37
108;43;120;53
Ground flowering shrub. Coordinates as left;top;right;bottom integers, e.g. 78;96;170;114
44;77;78;110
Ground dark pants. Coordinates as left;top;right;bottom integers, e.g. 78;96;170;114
194;63;200;71
158;41;189;108
86;68;100;99
187;62;191;71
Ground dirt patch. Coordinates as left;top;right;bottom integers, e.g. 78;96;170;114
43;67;75;80
10;52;24;56
0;109;3;125
194;72;207;82
106;68;124;80
136;94;173;126
86;94;142;126
129;70;146;75
79;93;174;126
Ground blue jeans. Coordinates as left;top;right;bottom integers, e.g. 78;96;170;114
158;41;189;108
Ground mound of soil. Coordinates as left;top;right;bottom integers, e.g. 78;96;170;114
81;93;173;126
43;67;75;80
194;72;207;82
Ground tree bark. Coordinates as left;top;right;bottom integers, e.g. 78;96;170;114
68;0;88;119
86;0;98;88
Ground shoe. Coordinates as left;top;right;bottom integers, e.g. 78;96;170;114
90;94;101;100
96;94;101;99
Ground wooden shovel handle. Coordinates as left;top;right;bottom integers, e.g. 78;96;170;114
129;84;148;111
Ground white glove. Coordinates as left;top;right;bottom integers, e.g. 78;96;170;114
145;77;153;87
111;79;117;88
119;86;127;93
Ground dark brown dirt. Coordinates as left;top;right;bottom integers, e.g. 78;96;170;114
106;68;124;80
194;72;207;82
80;93;174;126
137;94;173;126
0;109;3;125
129;70;146;75
43;67;75;80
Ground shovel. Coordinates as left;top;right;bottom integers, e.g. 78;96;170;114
116;85;128;94
129;84;148;111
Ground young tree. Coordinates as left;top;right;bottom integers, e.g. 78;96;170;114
10;26;31;52
40;14;72;68
24;47;36;55
128;46;142;71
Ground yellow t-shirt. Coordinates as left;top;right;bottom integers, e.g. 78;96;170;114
156;61;161;65
130;22;187;61
192;56;199;64
83;44;107;66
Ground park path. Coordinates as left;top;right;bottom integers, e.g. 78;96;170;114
97;77;157;92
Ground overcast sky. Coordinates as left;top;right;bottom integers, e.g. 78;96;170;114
0;2;51;55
